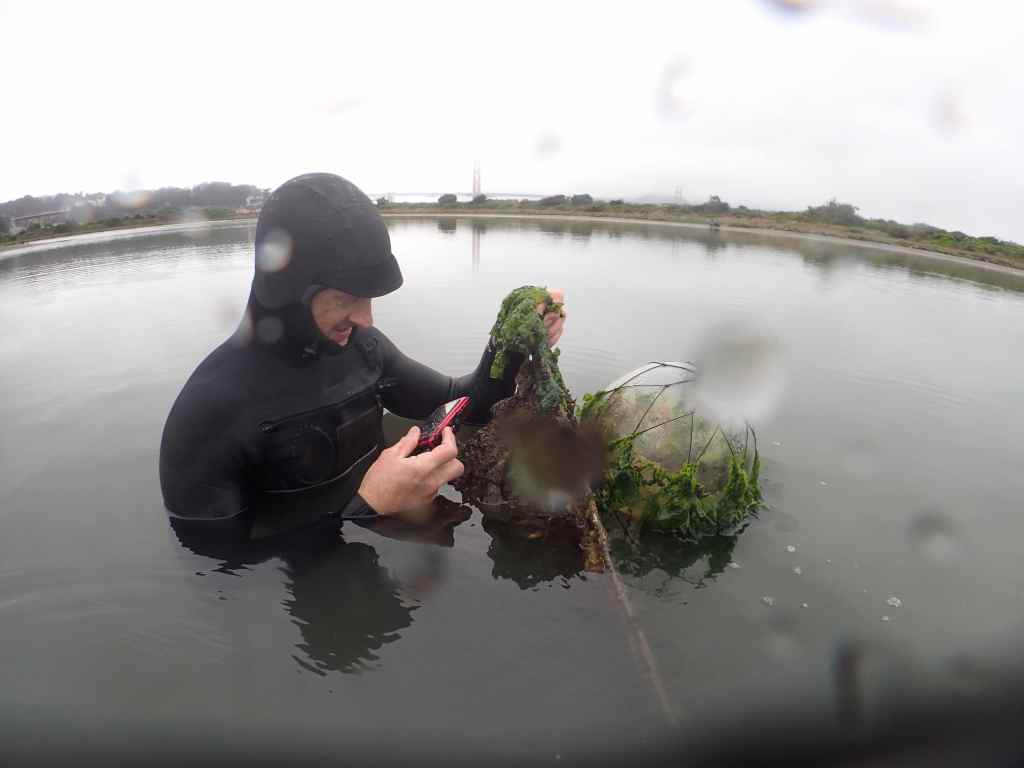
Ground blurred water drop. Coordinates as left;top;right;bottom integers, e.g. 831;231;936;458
692;324;786;428
534;131;562;159
655;56;692;122
112;169;152;209
322;95;366;117
256;316;284;344
908;510;961;563
762;0;817;15
257;227;292;272
933;87;964;136
850;0;930;33
886;596;903;608
761;596;775;607
503;414;608;508
841;437;880;477
787;545;796;553
181;207;212;239
764;611;801;661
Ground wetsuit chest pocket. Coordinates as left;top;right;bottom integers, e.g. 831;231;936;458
259;393;383;492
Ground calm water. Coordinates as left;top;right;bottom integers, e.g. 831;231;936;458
2;217;1024;761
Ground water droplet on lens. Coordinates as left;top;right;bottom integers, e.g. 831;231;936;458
181;207;213;238
841;437;880;477
656;56;693;121
908;510;961;564
534;131;562;159
256;316;284;344
257;227;292;272
692;324;786;428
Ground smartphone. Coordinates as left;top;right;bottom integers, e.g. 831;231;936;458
414;396;471;454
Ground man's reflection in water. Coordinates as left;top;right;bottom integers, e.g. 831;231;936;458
283;537;415;674
173;499;469;675
174;481;739;675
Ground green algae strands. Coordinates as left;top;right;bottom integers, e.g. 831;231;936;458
578;363;763;540
488;285;568;413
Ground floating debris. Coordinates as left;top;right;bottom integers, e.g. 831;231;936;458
881;615;892;622
825;559;832;564
786;545;796;553
886;596;903;608
762;596;775;607
802;602;808;608
771;441;782;447
727;561;742;569
793;566;803;575
819;481;828;486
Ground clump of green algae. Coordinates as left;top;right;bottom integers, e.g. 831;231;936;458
488;285;570;413
578;385;762;539
482;286;763;541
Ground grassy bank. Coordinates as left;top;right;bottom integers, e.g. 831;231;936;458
0;208;250;249
376;199;1024;271
4;198;1022;273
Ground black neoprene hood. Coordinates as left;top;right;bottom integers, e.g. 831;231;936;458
253;173;403;308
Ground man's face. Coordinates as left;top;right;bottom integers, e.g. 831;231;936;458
310;288;373;346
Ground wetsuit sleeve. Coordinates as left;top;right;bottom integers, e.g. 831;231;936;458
339;492;379;520
373;330;523;424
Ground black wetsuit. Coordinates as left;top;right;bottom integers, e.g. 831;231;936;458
159;173;517;555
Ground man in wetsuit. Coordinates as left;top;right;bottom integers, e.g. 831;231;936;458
159;173;564;553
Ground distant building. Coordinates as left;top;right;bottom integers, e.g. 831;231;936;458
237;188;271;215
10;209;70;233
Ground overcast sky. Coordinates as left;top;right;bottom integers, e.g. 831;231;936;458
2;0;1022;241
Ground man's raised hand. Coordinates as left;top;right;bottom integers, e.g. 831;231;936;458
538;288;566;347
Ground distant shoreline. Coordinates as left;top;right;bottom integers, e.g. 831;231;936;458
3;207;1022;278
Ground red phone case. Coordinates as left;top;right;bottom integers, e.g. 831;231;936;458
415;396;471;453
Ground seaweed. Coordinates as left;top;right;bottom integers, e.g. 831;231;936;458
487;285;568;413
577;369;763;541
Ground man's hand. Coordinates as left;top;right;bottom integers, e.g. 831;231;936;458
357;426;464;519
538;288;566;347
